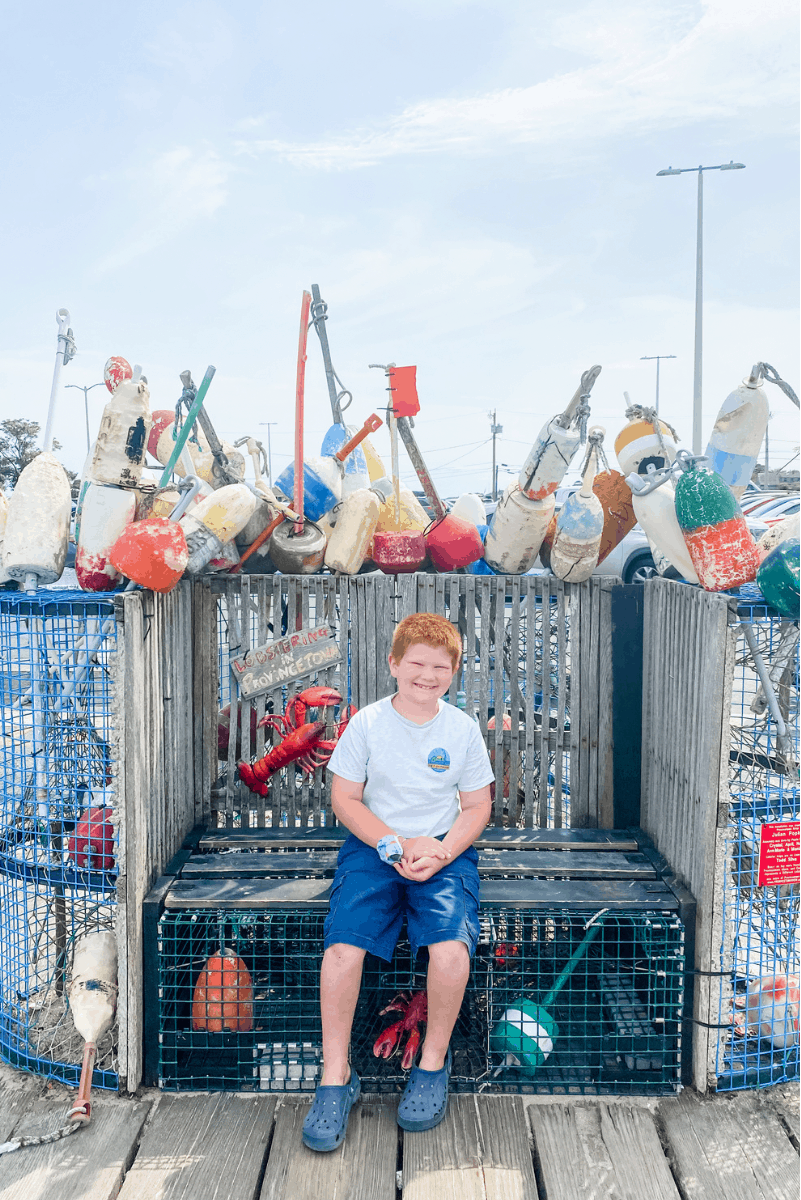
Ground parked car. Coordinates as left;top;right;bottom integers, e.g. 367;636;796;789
746;494;799;524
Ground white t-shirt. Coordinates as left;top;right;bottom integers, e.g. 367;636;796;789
328;695;495;838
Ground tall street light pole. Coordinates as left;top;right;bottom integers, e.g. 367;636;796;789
640;355;676;415
489;409;503;500
65;381;105;452
657;160;745;453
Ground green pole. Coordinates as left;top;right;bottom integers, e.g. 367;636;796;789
540;921;602;1010
158;366;217;488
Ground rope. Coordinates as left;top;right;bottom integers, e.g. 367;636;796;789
579;428;609;476
755;362;799;409
0;1116;83;1156
624;403;678;463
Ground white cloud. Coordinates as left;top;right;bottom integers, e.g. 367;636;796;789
93;146;230;275
235;0;798;170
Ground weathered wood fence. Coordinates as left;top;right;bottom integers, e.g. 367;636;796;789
111;584;196;1091
192;574;617;835
640;580;738;1093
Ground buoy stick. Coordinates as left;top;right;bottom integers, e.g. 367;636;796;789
334;414;383;462
396;417;447;521
232;513;284;573
294;291;312;534
158;366;217;487
69;1041;97;1124
42;309;74;452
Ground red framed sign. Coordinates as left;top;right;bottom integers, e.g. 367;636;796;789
757;822;800;887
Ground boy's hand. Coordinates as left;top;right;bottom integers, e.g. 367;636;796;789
401;836;451;865
394;855;444;882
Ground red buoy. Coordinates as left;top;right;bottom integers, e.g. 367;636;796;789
425;514;483;572
68;807;115;871
103;356;133;394
148;409;178;460
372;530;427;573
109;517;188;592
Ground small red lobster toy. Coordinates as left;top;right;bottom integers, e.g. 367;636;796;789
373;991;428;1070
237;686;355;797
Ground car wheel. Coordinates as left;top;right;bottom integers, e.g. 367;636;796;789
624;553;658;584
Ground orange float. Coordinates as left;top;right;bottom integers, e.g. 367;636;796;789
192;950;254;1032
108;517;188;592
539;469;634;570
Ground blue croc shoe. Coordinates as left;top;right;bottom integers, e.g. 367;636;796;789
397;1049;452;1132
302;1070;361;1152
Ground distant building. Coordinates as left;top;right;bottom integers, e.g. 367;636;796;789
751;465;800;491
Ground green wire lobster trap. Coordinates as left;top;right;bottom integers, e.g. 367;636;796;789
152;896;684;1096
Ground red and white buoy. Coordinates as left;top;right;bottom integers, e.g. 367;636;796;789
75;483;136;592
674;452;759;591
68;930;118;1124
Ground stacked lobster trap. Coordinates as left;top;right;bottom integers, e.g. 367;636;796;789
150;884;686;1097
712;593;799;1090
0;589;119;1089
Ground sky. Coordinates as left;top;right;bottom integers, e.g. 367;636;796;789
1;0;798;496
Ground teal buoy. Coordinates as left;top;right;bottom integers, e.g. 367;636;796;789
674;456;759;591
756;539;800;618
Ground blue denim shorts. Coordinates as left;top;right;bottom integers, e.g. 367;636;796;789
323;834;481;962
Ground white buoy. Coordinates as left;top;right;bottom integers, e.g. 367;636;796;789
704;367;770;499
757;514;800;563
484;485;555;574
2;452;72;589
179;484;258;573
90;371;152;489
68;930;118;1123
0;493;9;585
518;366;602;500
325;478;394;574
75;483;136;592
614;405;678;477
627;475;700;583
550;444;604;582
450;493;486;527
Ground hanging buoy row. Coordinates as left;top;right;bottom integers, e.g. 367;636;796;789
1;299;797;612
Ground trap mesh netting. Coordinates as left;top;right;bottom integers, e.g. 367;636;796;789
714;597;800;1090
0;591;120;1088
156;904;684;1095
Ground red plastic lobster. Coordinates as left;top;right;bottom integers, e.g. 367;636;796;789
237;686;355;797
373;990;428;1070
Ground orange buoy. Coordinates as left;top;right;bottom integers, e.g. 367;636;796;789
192;949;253;1032
674;454;759;591
109;517;188;592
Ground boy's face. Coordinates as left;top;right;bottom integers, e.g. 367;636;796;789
388;642;456;707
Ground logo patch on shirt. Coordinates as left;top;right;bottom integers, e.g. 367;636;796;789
427;748;450;773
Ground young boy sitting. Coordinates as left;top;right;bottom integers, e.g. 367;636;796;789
302;613;494;1152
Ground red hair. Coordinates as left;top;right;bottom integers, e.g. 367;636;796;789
390;613;462;671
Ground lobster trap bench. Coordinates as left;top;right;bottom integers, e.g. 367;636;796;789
142;825;691;1096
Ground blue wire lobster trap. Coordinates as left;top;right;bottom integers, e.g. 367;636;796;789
0;589;120;1089
713;592;800;1090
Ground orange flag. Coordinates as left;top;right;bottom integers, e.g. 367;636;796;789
389;366;419;417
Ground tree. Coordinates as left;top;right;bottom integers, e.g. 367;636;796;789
0;419;41;488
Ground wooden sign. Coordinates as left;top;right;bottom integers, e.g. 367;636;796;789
757;821;800;887
230;625;341;701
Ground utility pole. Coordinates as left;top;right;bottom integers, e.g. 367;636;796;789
489;410;503;500
259;422;278;482
639;355;676;415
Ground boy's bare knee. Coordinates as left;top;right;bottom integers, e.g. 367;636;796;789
324;943;366;969
428;940;470;977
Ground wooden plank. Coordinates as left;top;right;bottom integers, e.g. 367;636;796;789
554;579;567;826
0;1096;151;1200
587;578;601;827
260;1098;397;1200
121;591;147;1092
180;849;656;879
658;1090;799;1200
597;582;615;828
164;875;333;908
118;1093;273;1200
508;576;522;822
402;1094;485;1200
492;576;505;826
530;1102;681;1200
199;826;639;851
475;1095;538;1200
537;580;551;829
0;1082;36;1144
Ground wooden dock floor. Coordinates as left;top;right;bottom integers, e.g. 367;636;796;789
0;1068;797;1199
